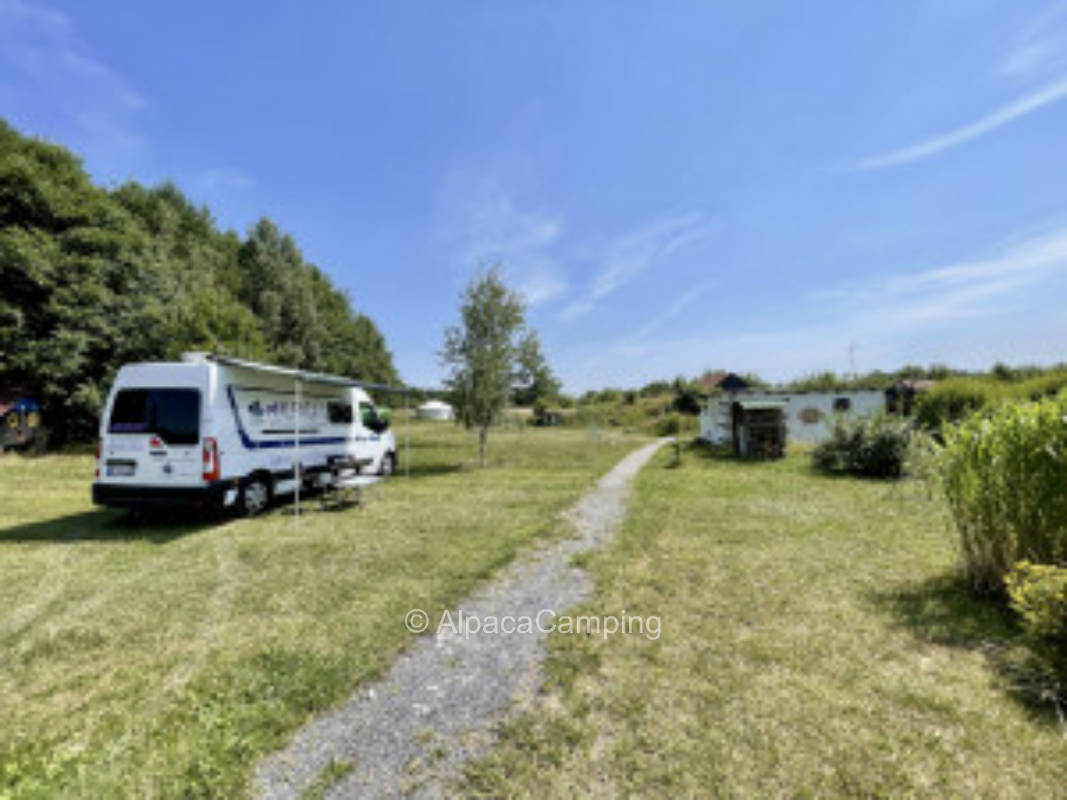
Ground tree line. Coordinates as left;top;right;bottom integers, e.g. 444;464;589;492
0;119;397;443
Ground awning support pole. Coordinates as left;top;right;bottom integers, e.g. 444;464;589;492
294;378;301;521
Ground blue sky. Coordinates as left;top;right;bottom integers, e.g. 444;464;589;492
3;0;1067;391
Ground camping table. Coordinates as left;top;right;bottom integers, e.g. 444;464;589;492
317;456;378;510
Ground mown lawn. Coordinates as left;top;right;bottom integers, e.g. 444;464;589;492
462;445;1067;799
0;423;644;799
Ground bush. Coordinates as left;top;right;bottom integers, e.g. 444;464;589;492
811;412;911;478
1007;562;1067;639
656;413;682;437
1004;562;1067;701
938;394;1067;591
671;387;702;415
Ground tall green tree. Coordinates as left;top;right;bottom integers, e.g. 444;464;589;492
512;330;560;406
0;117;398;443
441;268;528;467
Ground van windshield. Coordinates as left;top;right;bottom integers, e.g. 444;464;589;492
108;388;200;445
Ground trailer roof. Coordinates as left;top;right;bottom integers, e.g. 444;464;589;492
182;352;413;394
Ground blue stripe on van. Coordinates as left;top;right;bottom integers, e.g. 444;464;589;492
226;386;349;449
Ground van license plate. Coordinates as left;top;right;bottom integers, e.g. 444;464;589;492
107;463;135;477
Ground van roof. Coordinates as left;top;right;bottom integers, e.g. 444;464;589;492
181;352;409;394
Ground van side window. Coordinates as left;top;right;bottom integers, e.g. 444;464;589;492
327;402;353;424
833;397;851;412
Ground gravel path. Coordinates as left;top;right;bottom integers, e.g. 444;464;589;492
253;438;669;800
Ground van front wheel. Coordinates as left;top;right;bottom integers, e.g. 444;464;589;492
378;452;396;476
239;476;271;516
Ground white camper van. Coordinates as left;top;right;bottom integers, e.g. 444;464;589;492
92;353;397;515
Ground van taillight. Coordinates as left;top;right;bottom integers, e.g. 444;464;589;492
202;437;220;481
95;440;101;478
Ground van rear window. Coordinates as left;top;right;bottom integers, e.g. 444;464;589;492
109;389;200;445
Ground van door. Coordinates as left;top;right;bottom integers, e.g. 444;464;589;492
350;400;383;469
102;388;202;485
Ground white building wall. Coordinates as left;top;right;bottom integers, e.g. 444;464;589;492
700;390;887;446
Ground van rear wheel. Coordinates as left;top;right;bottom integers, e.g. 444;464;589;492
239;476;271;516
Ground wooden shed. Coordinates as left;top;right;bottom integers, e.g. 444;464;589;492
731;398;786;459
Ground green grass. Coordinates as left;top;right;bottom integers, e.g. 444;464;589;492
0;422;645;799
461;445;1067;799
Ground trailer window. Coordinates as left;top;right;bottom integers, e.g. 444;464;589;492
108;389;200;445
327;402;353;424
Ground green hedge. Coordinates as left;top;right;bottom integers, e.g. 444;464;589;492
916;370;1067;429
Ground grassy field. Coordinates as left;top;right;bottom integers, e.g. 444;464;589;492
0;422;644;799
462;445;1067;799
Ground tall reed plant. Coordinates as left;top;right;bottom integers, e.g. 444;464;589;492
938;393;1067;591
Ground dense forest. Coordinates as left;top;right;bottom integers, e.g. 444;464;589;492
0;119;397;443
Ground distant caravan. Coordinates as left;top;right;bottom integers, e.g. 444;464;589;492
92;353;396;515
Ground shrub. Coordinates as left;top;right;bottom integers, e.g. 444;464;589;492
811;412;911;478
671;387;702;415
938;394;1067;591
1004;561;1067;700
1007;562;1067;639
915;380;994;430
656;413;682;437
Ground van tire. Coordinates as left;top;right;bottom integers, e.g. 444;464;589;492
378;452;396;476
239;475;271;517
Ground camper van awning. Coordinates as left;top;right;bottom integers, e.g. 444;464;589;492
182;352;413;395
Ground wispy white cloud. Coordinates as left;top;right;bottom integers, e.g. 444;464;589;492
582;225;1067;390
853;5;1067;170
558;299;596;322
1000;2;1067;81
517;267;569;306
590;213;712;299
559;213;715;321
58;48;146;110
0;0;69;36
434;174;716;319
0;0;148;175
854;77;1067;169
625;280;716;343
435;175;569;306
822;227;1067;317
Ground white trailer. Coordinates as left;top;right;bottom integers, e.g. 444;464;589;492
92;353;397;515
700;389;888;446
